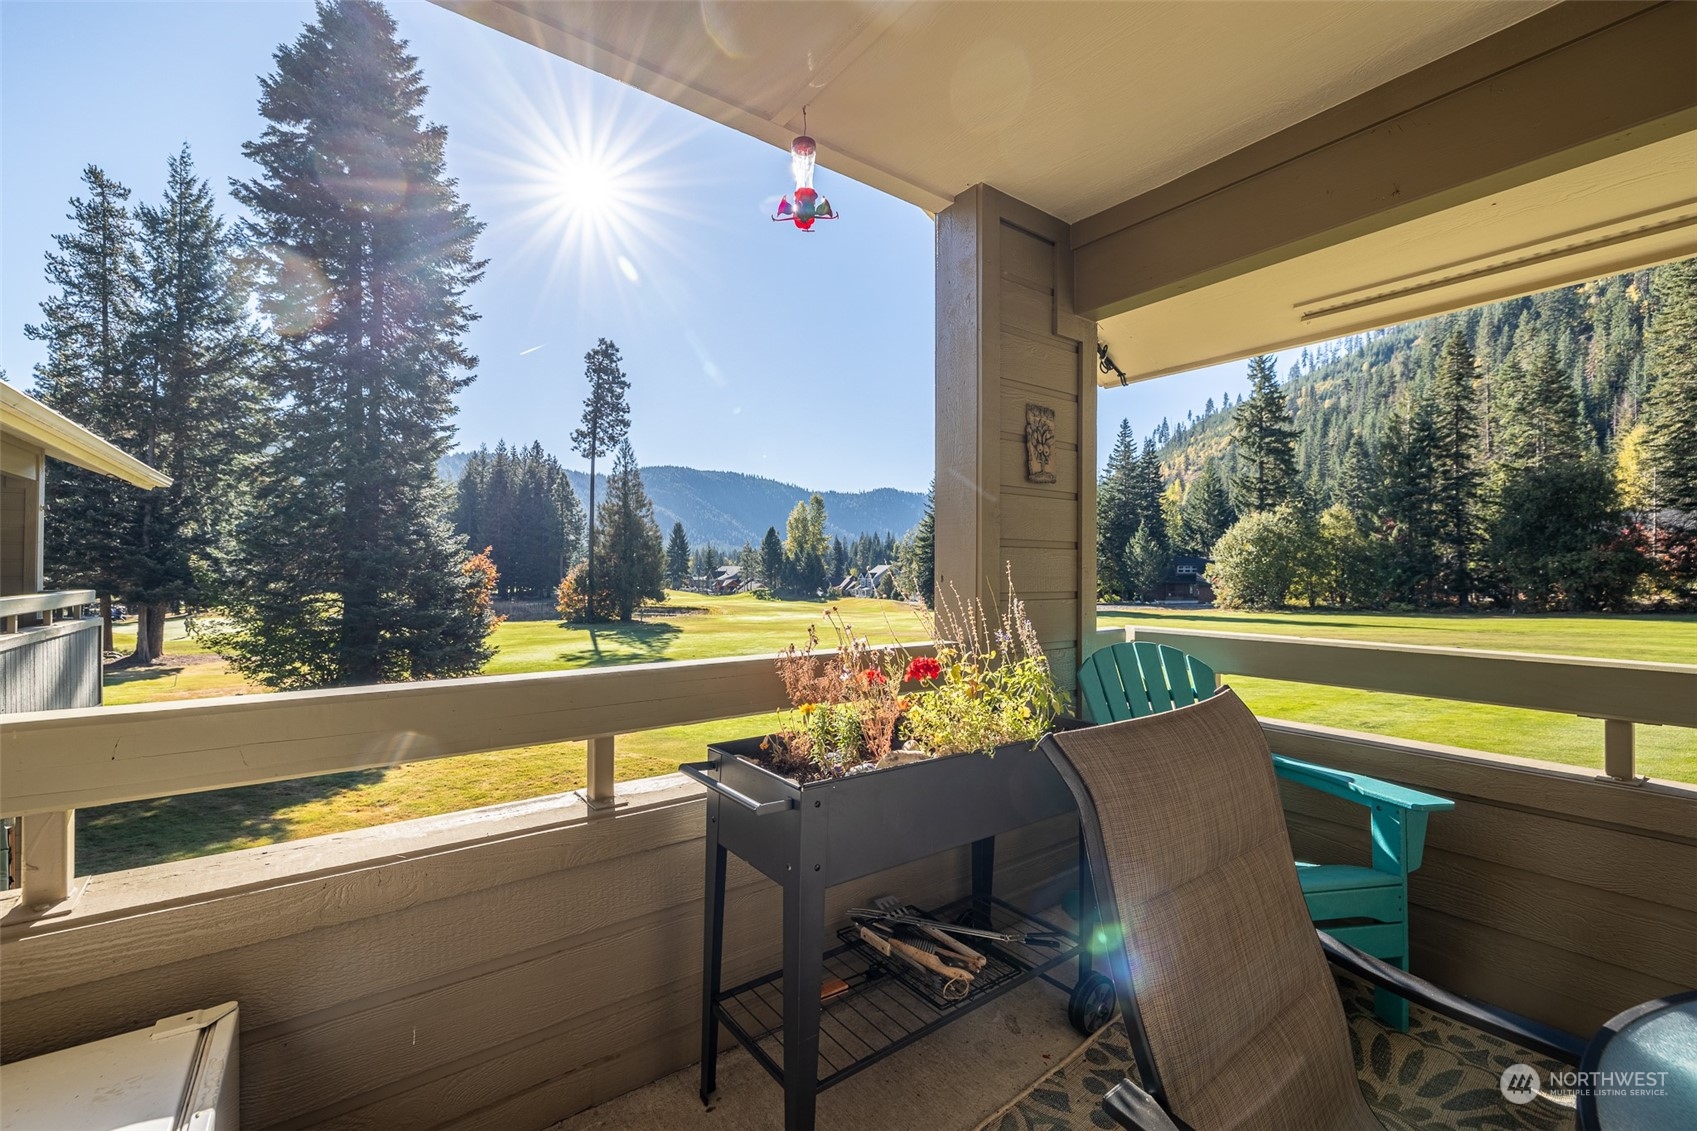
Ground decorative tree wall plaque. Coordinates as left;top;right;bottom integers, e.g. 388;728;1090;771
1024;404;1057;484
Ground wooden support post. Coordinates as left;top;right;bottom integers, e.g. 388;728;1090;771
935;185;1096;684
582;735;623;811
1603;719;1640;784
19;809;77;911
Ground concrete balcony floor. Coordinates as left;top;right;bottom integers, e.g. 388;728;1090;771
547;974;1086;1131
547;961;1585;1131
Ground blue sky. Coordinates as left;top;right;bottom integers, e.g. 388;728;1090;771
2;1;1269;493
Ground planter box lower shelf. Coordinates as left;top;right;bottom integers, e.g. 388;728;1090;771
711;896;1089;1093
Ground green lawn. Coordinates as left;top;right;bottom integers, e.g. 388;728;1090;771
1097;608;1697;782
82;599;1693;874
83;594;925;872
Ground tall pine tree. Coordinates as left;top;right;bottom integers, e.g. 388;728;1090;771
592;440;663;620
665;522;690;589
1175;459;1236;555
1643;258;1697;508
1493;346;1587;471
27;165;144;647
760;527;784;588
1133;438;1168;548
1231;354;1298;513
1429;329;1483;607
211;0;493;687
1095;419;1140;598
121;147;269;662
572;338;632;620
1376;398;1442;604
899;481;936;607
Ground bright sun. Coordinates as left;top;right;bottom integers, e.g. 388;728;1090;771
478;58;699;297
552;154;619;218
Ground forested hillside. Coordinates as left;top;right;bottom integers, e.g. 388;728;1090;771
1153;262;1668;496
1099;257;1697;611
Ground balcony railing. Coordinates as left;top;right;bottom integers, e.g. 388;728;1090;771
0;588;102;730
0;644;930;910
0;630;1692;1128
0;589;98;633
1125;626;1697;782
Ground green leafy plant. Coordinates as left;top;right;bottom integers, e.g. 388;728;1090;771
764;569;1064;780
900;569;1065;757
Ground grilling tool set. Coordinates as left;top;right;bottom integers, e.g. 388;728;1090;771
842;898;1067;1000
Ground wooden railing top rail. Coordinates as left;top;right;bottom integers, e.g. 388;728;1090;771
1121;626;1697;729
0;644;932;818
0;590;98;621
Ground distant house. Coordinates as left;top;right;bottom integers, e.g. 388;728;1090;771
1;382;170;708
847;564;893;597
710;564;745;594
1;382;168;888
1154;554;1214;603
1153;553;1221;604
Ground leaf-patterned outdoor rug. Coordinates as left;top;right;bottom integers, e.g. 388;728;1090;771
975;974;1576;1131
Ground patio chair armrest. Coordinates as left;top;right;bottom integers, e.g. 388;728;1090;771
1104;1078;1187;1131
1318;931;1586;1066
1272;754;1454;812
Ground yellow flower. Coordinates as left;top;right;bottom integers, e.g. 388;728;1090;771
1019;705;1032;719
800;702;818;716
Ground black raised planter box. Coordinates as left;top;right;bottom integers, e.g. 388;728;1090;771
685;724;1098;1131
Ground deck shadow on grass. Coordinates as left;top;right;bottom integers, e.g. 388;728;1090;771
76;769;384;874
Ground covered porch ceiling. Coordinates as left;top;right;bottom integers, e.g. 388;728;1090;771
442;0;1697;384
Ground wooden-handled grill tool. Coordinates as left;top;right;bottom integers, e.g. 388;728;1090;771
850;901;1068;949
856;923;973;1000
868;896;988;971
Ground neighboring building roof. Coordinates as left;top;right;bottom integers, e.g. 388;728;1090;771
1;383;171;489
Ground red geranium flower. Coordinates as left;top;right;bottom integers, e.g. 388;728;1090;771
862;668;888;686
905;656;943;683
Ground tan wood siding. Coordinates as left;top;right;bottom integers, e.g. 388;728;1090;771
0;780;1079;1129
937;186;1095;679
0;473;28;595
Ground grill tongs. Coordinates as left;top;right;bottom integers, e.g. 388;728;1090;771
847;906;1068;950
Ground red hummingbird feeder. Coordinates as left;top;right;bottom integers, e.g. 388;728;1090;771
773;114;838;231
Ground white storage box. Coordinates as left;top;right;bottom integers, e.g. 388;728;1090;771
1;1002;238;1130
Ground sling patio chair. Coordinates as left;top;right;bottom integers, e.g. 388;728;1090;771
1078;640;1454;1030
1039;687;1585;1131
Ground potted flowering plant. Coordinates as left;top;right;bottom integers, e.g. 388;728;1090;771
681;565;1081;890
752;571;1067;783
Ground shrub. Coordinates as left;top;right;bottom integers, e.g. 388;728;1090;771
1206;504;1316;609
554;561;617;623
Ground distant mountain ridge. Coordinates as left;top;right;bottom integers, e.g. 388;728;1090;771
437;454;925;548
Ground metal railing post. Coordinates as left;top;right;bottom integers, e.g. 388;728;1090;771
1603;719;1641;784
583;735;623;811
19;809;77;911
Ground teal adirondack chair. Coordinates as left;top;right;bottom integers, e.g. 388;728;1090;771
1077;640;1454;1030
